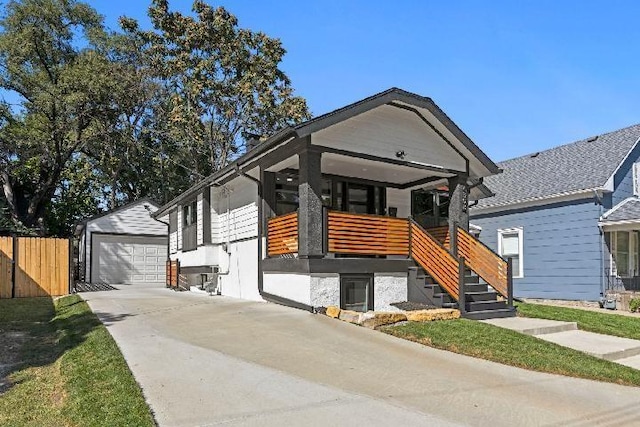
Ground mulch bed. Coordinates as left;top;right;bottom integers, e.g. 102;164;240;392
391;301;437;311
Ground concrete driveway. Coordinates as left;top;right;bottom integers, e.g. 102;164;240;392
84;285;640;427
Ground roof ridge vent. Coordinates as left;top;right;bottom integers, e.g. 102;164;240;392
530;152;540;158
587;135;598;142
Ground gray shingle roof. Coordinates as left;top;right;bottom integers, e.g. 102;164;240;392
474;124;640;210
602;198;640;222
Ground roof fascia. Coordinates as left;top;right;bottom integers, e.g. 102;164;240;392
471;188;604;216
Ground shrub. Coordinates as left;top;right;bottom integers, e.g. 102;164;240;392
629;298;640;313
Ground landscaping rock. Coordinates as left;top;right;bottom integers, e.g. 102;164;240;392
406;308;460;322
361;312;407;329
338;309;361;324
326;306;340;318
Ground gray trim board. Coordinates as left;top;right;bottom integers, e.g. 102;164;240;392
262;258;416;274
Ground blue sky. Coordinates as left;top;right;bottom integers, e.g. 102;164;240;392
68;1;640;160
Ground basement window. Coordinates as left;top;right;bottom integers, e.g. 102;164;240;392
498;228;524;278
340;274;374;312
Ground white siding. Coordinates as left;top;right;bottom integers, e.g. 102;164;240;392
197;193;204;245
386;188;411;219
212;179;259;244
169;231;178;254
312;104;467;172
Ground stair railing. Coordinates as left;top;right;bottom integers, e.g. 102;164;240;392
454;224;512;307
409;218;465;304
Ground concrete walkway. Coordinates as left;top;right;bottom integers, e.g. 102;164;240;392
83;285;640;427
483;317;640;369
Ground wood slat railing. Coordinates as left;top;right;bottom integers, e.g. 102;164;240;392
426;226;451;249
327;211;410;256
267;212;299;256
410;221;460;301
456;227;509;297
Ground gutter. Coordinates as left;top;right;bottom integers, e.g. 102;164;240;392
234;165;314;313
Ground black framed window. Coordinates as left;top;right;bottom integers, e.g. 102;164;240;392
182;200;197;226
411;189;449;228
340;274;374;312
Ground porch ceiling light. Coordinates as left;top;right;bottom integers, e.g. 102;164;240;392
396;150;406;159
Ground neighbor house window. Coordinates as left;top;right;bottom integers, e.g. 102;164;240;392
498;228;524;278
609;230;640;277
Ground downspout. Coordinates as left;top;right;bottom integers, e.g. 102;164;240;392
595;190;606;298
234;165;314;312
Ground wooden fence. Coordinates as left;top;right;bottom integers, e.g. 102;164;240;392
0;236;71;299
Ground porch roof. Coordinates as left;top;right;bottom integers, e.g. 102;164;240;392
600;197;640;227
154;88;500;218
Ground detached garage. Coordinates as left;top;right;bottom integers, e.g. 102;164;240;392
75;198;168;285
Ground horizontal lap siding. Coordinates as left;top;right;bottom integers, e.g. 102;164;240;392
197;193;204;245
212;180;259;244
169;232;178;254
611;142;640;206
471;198;603;300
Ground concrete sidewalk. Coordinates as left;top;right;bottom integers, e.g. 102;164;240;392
483;317;640;369
84;285;640;427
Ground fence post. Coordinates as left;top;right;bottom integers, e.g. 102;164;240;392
507;257;514;309
68;237;74;295
10;235;17;299
458;256;466;316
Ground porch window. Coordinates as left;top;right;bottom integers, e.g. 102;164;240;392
609;231;640;277
340;275;374;312
182;200;198;251
498;228;523;278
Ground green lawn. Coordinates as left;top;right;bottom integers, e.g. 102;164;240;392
0;295;155;427
384;319;640;387
516;302;640;340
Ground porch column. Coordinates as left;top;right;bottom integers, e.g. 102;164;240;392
448;174;469;256
298;146;324;258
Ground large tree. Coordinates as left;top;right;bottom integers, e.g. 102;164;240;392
120;0;310;180
0;0;114;232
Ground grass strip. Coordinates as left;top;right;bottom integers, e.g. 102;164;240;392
0;295;155;427
384;319;640;387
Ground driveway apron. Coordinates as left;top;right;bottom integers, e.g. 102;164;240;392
84;285;640;427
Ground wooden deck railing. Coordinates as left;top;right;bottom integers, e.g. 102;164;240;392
426;226;451;249
326;211;410;256
456;227;509;297
267;212;299;256
410;221;460;300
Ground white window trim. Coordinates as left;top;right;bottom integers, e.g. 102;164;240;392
497;227;524;279
634;162;640;196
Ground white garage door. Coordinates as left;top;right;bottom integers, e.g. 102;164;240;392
92;234;168;285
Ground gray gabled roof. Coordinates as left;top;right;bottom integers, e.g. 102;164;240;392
601;197;640;223
154;87;501;217
474;124;640;210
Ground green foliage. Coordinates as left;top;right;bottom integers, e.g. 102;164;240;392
120;0;311;177
0;0;310;235
629;298;640;313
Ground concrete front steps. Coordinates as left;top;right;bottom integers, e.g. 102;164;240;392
482;317;640;368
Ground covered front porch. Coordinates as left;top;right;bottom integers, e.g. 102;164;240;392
254;89;513;317
601;197;640;293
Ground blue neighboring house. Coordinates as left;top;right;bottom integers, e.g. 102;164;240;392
470;124;640;301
